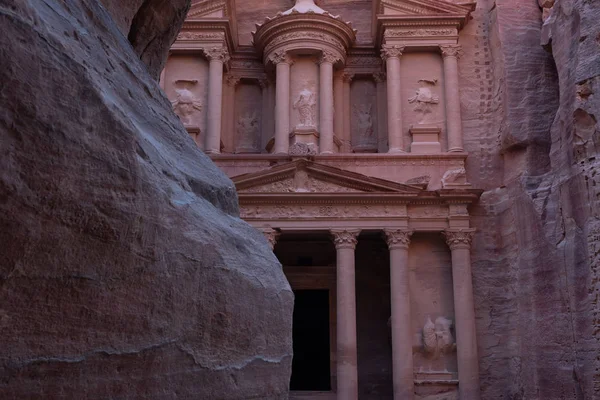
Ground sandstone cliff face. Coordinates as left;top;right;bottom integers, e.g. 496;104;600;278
464;0;599;398
0;0;293;398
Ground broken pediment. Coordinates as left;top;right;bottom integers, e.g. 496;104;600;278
377;0;474;16
232;159;423;194
187;0;229;19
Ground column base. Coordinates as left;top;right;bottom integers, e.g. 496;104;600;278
388;148;406;154
448;147;465;153
204;149;220;155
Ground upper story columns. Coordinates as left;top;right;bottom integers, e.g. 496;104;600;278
269;51;294;155
381;45;406;153
440;45;464;152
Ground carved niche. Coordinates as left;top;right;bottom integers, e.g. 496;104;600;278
350;78;378;153
234;82;262;153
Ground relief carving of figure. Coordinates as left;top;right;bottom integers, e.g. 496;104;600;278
354;104;374;141
408;79;439;124
293;88;316;128
171;81;202;127
421;316;456;360
236;111;259;151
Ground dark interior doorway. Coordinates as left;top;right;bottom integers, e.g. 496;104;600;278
290;289;331;391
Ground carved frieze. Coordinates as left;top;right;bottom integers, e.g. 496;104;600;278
176;31;225;41
240;203;401;219
239;177;363;194
384;28;457;38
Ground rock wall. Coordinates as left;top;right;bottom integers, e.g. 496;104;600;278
0;0;293;398
463;0;599;398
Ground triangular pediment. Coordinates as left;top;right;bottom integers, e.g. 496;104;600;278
187;0;229;19
378;0;474;16
232;159;423;194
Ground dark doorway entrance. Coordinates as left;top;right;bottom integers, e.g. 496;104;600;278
290;289;331;391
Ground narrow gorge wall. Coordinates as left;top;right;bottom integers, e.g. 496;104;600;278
462;0;599;398
0;0;293;398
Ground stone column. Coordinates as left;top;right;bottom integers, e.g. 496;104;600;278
384;229;414;400
259;78;270;153
224;74;241;153
342;73;354;153
319;51;337;154
440;45;464;153
373;72;387;153
381;45;405;153
203;47;229;154
442;229;480;400
331;229;360;400
334;72;344;151
262;228;281;251
270;50;293;154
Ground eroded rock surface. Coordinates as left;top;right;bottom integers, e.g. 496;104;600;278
465;0;600;398
0;0;292;398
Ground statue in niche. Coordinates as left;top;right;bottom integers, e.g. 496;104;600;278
236;111;259;151
408;79;440;125
293;88;316;128
171;80;203;127
421;316;456;360
354;103;375;143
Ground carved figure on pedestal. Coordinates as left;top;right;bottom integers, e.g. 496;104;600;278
293;89;317;128
408;79;440;124
236;111;259;152
171;80;203;128
420;316;456;360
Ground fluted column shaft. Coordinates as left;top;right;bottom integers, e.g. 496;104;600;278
443;229;480;400
385;229;414;400
271;51;293;154
319;51;336;154
204;47;228;154
441;45;464;152
332;229;360;400
381;45;405;153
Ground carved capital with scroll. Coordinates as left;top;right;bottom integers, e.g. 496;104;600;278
384;229;413;250
342;72;354;83
440;45;463;59
262;228;281;250
381;45;405;61
319;50;341;65
442;229;475;250
331;229;360;250
373;72;386;83
225;74;241;87
203;46;230;63
268;50;294;65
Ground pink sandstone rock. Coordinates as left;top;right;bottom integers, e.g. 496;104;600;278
0;0;293;398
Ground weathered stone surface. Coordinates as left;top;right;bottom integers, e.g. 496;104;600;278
99;0;191;80
0;0;293;398
465;0;599;398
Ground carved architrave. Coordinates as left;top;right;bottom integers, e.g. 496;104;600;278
240;203;400;219
177;31;225;41
440;44;463;59
381;44;405;60
331;229;360;250
384;28;458;39
239;177;363;194
264;31;346;57
384;229;413;249
442;229;475;250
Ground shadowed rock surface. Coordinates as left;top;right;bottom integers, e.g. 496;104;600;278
0;0;293;398
467;0;599;397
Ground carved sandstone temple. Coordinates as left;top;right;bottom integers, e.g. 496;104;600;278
163;0;480;398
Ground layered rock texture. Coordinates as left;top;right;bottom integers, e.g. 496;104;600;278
465;0;600;398
0;0;292;398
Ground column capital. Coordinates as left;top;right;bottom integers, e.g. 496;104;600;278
331;229;360;250
384;229;413;250
443;229;475;250
268;50;294;65
440;44;463;59
261;228;281;250
373;72;386;83
342;72;354;83
225;74;241;87
381;44;405;61
319;50;341;65
203;46;230;63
